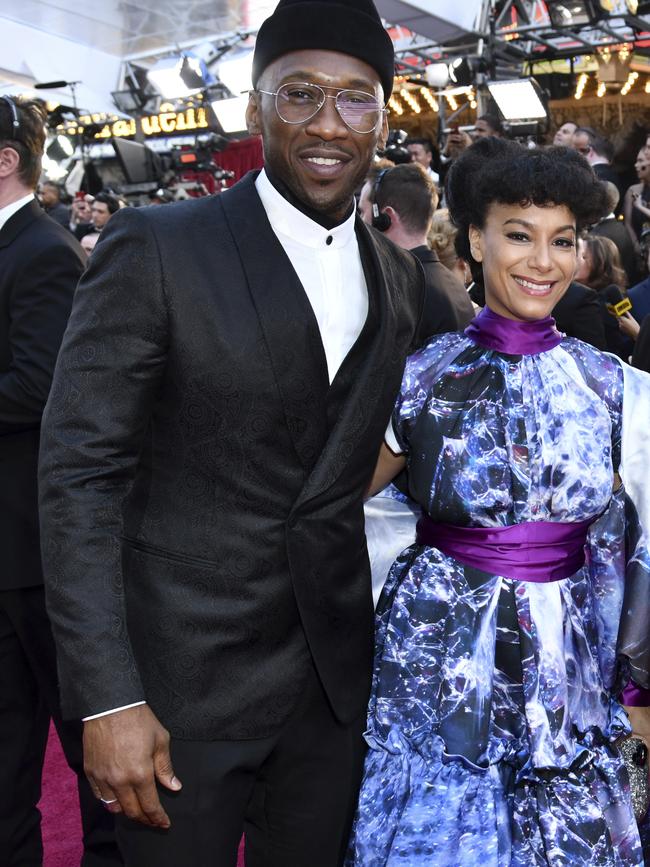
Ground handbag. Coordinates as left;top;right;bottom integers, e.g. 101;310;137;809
619;736;650;822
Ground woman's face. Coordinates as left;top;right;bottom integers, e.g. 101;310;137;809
469;201;577;321
574;238;591;284
635;149;650;182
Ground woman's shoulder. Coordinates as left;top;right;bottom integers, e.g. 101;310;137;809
400;331;470;397
557;336;624;405
559;335;620;367
407;330;469;372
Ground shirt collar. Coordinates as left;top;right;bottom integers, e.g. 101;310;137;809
255;169;357;250
0;193;35;232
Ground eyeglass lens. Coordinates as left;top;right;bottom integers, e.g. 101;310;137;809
276;83;381;132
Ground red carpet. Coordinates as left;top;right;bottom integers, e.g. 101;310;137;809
40;724;245;865
40;725;83;867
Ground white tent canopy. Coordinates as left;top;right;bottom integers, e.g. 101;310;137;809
0;0;483;114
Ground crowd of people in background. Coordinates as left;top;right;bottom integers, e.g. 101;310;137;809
39;110;650;376
372;118;650;373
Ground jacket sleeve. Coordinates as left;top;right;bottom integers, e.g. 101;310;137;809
39;207;168;719
0;242;81;431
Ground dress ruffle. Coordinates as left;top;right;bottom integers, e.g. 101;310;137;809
350;705;639;866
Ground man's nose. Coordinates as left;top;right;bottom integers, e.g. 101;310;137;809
304;96;349;140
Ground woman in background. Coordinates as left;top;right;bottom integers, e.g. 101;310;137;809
624;147;650;248
348;139;650;866
428;207;474;290
576;234;633;359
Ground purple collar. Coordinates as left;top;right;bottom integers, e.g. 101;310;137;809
465;306;562;356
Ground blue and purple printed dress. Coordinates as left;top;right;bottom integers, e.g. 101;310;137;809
348;310;650;866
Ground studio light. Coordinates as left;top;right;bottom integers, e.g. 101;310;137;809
486;79;547;120
424;63;450;89
546;1;601;27
448;58;474;87
41;154;68;181
148;54;212;99
111;87;159;116
217;51;254;96
210;95;249;134
46;134;74;162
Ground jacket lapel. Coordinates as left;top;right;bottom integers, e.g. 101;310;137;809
0;200;41;249
295;218;407;507
220;172;330;471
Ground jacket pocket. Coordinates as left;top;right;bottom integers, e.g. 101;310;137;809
122;536;217;569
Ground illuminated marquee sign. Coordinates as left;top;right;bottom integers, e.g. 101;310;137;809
62;103;211;140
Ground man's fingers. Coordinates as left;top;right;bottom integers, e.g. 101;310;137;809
153;744;182;792
110;777;170;828
133;776;172;827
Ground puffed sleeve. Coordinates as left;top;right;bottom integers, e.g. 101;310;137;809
387;332;468;455
578;351;650;701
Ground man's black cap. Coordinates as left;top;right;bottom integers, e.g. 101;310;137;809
252;0;395;101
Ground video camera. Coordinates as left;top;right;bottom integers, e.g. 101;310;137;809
379;129;411;165
170;132;234;181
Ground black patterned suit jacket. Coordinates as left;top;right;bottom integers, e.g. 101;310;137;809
39;171;426;740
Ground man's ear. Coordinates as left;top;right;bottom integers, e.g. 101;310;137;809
383;205;399;228
0;145;20;179
246;92;262;136
468;224;483;262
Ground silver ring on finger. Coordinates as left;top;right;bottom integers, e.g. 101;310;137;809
100;797;119;806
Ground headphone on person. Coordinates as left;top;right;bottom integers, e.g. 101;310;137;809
1;95;21;139
371;168;392;232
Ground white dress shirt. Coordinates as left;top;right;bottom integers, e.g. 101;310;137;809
0;193;34;231
85;170;369;720
255;169;368;382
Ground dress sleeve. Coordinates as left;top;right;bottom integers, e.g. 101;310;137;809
580;353;650;702
617;361;650;696
389;333;467;455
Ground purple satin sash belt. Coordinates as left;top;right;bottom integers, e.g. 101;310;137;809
415;516;593;582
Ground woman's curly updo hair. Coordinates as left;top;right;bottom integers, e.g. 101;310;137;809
446;137;609;288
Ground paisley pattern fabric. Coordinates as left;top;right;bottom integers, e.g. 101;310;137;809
348;332;650;866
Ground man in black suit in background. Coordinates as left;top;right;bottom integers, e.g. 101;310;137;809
552;281;607;350
0;97;121;865
359;162;474;332
39;181;70;229
38;2;433;865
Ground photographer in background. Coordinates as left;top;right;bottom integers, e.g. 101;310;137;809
70;193;95;240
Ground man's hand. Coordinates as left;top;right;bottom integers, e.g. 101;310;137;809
442;130;472;160
83;704;182;828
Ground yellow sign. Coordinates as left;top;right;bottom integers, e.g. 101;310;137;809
62;104;210;140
